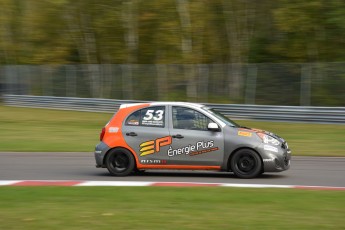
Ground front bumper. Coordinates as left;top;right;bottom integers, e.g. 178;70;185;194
260;144;291;172
94;141;110;168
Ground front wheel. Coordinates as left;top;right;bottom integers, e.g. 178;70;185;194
230;149;262;179
105;148;135;176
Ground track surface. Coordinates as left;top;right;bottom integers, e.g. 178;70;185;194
0;152;344;187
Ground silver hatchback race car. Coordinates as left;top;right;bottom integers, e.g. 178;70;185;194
94;102;291;178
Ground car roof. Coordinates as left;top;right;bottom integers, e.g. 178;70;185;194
119;102;205;110
119;101;227;127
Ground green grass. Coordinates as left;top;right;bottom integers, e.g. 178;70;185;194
0;187;344;229
1;106;344;229
239;120;345;156
0;106;111;152
0;105;344;156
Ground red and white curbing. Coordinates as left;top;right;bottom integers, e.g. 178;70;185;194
0;180;344;190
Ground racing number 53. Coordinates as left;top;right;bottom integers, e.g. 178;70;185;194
143;110;164;121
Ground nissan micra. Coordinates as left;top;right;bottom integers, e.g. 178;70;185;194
94;102;291;178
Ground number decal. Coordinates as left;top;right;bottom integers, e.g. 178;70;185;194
143;110;164;121
141;108;165;127
143;110;154;120
153;110;164;121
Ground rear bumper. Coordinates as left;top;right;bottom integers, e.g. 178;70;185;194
94;142;110;168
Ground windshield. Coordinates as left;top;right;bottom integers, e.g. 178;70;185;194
202;106;240;127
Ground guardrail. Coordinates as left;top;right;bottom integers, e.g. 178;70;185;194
2;94;345;124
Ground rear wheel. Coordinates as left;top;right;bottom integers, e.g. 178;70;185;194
105;148;135;176
230;149;262;179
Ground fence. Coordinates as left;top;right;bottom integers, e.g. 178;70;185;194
3;94;345;124
1;63;344;106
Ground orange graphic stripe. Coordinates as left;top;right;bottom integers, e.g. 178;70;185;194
103;103;150;167
137;165;221;170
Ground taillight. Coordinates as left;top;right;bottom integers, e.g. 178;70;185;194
100;127;105;141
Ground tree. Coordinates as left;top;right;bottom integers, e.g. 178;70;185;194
221;0;257;99
272;0;345;62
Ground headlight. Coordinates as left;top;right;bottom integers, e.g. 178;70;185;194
257;133;280;146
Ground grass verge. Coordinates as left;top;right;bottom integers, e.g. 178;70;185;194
0;187;344;230
0;105;344;156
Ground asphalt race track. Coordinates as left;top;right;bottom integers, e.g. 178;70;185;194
0;152;344;187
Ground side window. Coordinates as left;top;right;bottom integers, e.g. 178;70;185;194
172;106;212;131
126;110;140;126
126;106;165;128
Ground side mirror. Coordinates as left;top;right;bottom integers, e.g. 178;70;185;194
208;122;220;132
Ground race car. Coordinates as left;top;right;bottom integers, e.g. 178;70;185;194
94;102;291;178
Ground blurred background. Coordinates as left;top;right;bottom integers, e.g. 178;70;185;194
0;0;344;106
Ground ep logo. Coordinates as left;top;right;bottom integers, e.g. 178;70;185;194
139;136;172;156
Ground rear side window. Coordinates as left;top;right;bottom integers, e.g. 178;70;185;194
125;106;165;128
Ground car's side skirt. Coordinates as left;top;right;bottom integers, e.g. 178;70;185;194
137;165;221;170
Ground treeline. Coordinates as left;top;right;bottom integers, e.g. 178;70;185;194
0;0;344;105
1;0;344;65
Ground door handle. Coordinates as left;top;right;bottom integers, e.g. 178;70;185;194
126;132;138;137
172;134;184;139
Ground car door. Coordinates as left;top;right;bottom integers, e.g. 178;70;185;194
168;105;224;166
122;105;171;165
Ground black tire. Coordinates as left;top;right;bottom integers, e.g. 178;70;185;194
230;149;262;179
105;148;135;176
